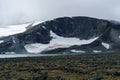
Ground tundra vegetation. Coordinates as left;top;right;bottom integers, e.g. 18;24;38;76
0;53;120;80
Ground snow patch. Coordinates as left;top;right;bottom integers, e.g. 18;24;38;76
0;40;4;43
102;42;110;49
13;39;16;43
93;50;102;53
25;31;99;53
42;26;46;29
71;50;85;53
25;43;49;53
12;37;16;43
25;43;70;53
5;52;15;54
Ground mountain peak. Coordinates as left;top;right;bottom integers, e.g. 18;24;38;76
0;16;120;54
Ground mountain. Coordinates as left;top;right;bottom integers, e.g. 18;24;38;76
0;16;120;54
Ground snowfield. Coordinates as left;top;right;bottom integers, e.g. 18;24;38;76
0;21;43;37
25;31;99;53
102;42;110;49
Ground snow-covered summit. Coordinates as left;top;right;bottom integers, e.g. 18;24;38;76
0;23;29;37
0;21;43;37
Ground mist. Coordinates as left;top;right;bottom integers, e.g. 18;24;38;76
0;0;120;26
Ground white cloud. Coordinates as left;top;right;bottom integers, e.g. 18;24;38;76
0;0;120;25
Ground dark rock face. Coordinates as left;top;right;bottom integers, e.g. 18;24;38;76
0;16;120;54
45;17;110;39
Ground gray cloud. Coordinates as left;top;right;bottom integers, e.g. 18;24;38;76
0;0;120;26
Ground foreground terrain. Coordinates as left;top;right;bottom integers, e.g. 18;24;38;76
0;53;120;80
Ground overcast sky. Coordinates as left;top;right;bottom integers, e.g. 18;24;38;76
0;0;120;26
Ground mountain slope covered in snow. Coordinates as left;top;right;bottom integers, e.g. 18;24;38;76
0;16;120;54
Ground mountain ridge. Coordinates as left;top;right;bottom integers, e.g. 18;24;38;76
0;16;120;54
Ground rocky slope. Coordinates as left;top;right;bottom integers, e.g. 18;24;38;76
0;16;120;54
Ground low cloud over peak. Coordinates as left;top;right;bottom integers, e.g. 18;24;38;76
0;0;120;26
